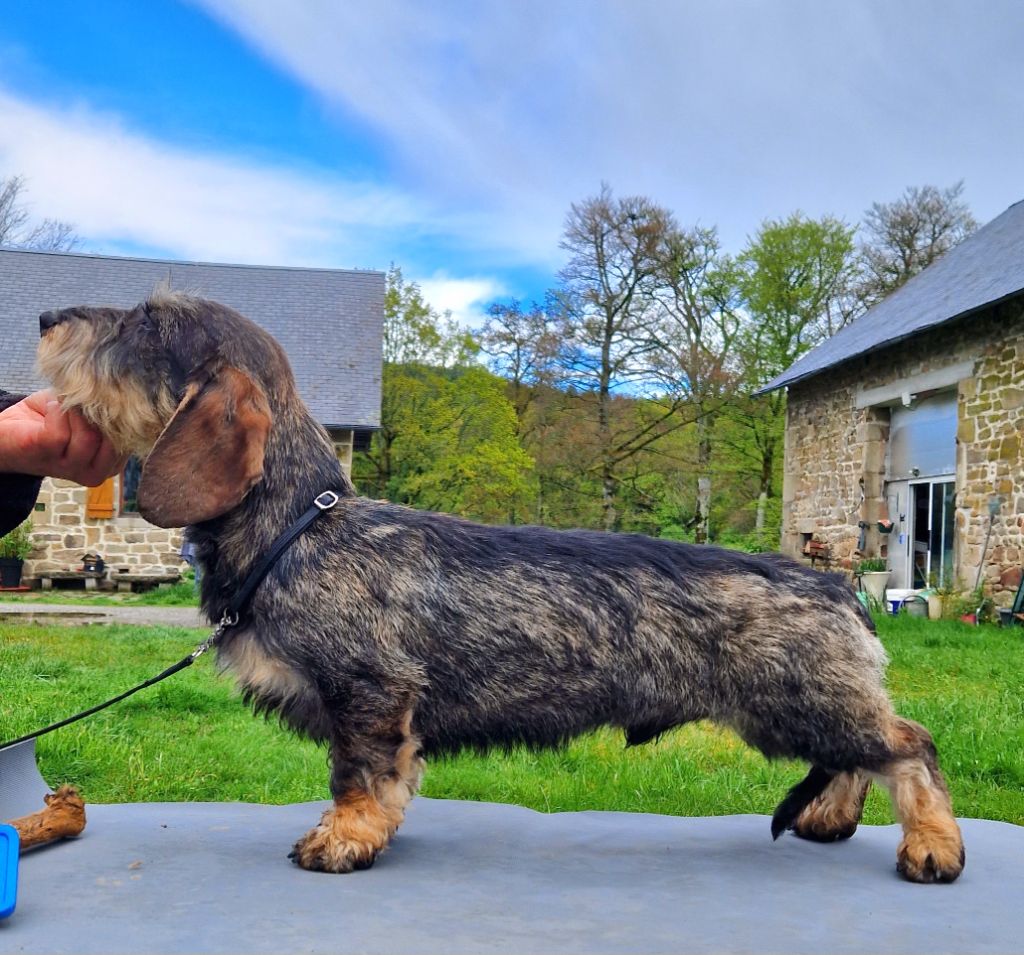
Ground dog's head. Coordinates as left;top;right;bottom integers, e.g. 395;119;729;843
36;290;286;527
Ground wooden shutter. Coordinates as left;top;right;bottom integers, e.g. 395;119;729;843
86;477;116;519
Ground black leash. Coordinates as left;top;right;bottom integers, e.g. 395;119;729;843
0;490;340;753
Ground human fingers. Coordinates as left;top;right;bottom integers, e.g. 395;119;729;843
61;406;104;471
80;437;126;486
40;396;75;460
20;389;60;417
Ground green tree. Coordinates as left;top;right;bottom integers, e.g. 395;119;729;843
354;267;533;523
395;366;535;523
359;266;477;498
382;264;476;366
736;213;857;531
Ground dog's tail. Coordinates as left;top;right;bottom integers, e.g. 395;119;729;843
770;765;835;840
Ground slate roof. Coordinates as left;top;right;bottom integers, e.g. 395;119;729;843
0;248;383;428
758;198;1024;393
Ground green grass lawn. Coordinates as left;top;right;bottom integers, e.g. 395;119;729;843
1;615;1021;824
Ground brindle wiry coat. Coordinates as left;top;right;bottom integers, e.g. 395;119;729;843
36;293;965;882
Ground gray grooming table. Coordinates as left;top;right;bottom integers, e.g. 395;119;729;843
2;756;1021;955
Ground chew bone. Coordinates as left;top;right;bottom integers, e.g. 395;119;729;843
5;785;86;851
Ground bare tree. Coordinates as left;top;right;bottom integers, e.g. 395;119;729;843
0;175;79;252
553;184;680;531
858;181;977;307
654;226;741;543
479;300;559;430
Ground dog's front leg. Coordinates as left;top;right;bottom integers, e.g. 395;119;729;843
290;707;423;873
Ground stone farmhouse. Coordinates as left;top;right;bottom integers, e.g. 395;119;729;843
760;199;1024;607
0;248;383;588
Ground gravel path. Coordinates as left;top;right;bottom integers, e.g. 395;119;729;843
0;601;206;628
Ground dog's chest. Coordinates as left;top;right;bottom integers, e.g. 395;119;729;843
217;631;312;706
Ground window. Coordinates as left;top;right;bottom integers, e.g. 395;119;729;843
121;457;143;515
887;392;957;480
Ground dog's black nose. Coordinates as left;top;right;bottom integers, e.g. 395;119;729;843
39;310;63;335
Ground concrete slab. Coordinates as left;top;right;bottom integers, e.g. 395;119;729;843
1;799;1018;954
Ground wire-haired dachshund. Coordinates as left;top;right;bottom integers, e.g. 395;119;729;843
36;291;964;882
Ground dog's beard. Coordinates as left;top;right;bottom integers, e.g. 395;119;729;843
37;323;176;457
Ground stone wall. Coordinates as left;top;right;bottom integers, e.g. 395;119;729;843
957;314;1024;598
25;477;185;582
782;299;1024;605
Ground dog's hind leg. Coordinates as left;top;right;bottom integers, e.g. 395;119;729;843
867;716;964;884
787;770;871;843
764;715;963;882
734;679;962;881
290;707;424;873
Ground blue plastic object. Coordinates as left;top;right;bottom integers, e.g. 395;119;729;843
0;823;18;919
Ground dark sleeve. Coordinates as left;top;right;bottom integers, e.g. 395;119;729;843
0;389;44;536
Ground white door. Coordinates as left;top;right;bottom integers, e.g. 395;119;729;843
886;479;956;589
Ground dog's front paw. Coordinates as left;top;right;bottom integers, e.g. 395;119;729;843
289;823;378;873
896;827;965;883
288;796;399;873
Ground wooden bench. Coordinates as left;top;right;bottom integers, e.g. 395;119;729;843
39;570;107;591
109;571;181;593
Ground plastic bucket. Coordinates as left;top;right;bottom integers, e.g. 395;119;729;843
0;824;18;919
902;595;928;618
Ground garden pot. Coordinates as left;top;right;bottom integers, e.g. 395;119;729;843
858;570;889;605
927;595;943;621
0;558;24;589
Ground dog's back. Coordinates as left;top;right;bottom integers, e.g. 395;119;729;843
306;499;887;764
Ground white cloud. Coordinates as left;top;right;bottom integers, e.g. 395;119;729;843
0;84;562;293
416;274;506;330
4;1;1023;326
0;86;435;267
193;0;1023;250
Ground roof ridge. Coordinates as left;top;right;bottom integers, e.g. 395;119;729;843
0;245;382;277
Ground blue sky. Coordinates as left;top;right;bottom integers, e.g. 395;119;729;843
1;1;1022;326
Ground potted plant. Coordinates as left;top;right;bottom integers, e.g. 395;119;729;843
855;557;889;607
947;586;990;625
924;571;951;620
0;519;35;589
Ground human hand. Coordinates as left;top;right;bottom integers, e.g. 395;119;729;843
0;390;126;485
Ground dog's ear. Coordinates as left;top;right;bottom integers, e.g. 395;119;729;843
137;366;272;527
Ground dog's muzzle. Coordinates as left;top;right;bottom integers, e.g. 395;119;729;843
39;311;65;336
